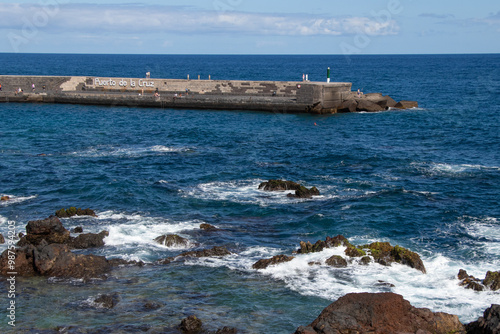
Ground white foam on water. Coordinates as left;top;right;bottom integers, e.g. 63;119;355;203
411;162;500;176
184;179;322;206
460;216;500;259
97;211;201;248
0;194;37;206
184;243;499;323
69;144;191;158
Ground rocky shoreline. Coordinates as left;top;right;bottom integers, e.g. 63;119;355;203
1;202;499;333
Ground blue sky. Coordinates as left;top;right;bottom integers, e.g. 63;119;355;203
1;0;499;54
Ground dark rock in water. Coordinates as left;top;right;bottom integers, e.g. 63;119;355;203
1;195;10;201
179;315;202;334
375;280;396;288
93;293;120;309
33;243;110;279
360;256;372;265
252;254;295;270
25;216;71;246
0;233;4;244
484;271;500;291
325;255;348;268
344;246;366;258
215;327;238;334
55;207;97;218
154;234;189;247
72;226;83;233
179;246;231;258
70;231;108;249
259;179;320;199
142;301;163;311
458;269;485;291
200;223;218;231
466;304;500;334
258;179;302;191
294;292;465;334
108;258;144;267
394;100;419;109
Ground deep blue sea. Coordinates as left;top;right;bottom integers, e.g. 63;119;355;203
0;54;499;333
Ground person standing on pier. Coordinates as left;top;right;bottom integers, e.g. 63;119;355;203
32;83;35;91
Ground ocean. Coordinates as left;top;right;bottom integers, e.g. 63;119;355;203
0;54;499;333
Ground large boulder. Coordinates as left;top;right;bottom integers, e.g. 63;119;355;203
0;245;38;276
466;304;500;334
325;255;348;268
25;216;71;246
356;98;385;112
294;292;465;334
252;254;295;270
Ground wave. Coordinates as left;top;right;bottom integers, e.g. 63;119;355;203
68;144;193;158
182;243;499;323
183;179;320;206
411;162;500;176
0;194;38;207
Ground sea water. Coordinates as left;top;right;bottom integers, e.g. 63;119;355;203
0;54;499;333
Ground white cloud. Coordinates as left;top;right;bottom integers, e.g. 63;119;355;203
0;3;400;36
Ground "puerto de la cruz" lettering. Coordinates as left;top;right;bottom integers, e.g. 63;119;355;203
94;78;155;88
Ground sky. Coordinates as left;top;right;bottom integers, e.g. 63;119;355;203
0;0;499;54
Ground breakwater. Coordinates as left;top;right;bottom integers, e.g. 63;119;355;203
0;75;416;113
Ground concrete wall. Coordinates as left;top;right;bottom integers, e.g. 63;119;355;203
0;75;353;113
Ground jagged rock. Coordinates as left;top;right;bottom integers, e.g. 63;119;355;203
55;207;97;218
360;256;372;265
215;327;238;334
178;246;231;258
259;179;320;199
69;231;108;249
294;292;465;334
0;244;38;276
325;255;348;268
252;254;295;270
154;234;189;247
179;315;202;334
0;234;4;244
25;216;71;246
1;195;10;201
484;271;500;291
200;223;218;231
298;235;353;254
93;293;120;309
33;243;110;279
466;304;500;334
344;246;366;258
458;269;485;291
394;100;419;109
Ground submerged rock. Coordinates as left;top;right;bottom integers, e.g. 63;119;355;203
200;223;218;231
93;293;120;309
294;292;465;334
179;315;202;334
252;254;295;270
154;234;189;247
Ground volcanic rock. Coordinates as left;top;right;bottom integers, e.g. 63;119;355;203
294;292;465;334
0;233;4;244
466;304;500;334
458;269;485;291
259;179;320;199
154;234;189;247
364;242;427;274
484;271;500;291
93;293;120;309
25;216;71;246
1;195;10;201
252;254;295;270
200;223;218;231
72;226;83;233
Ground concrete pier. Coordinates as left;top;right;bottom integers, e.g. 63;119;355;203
0;75;416;113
